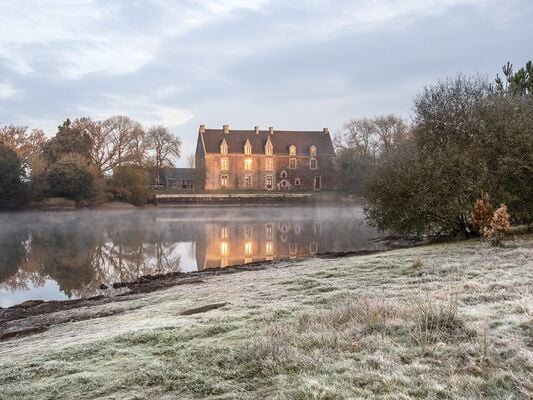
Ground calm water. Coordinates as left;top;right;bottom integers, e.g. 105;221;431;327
0;206;383;307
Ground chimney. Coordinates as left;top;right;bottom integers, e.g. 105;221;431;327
199;124;205;133
269;126;274;135
223;124;229;134
254;126;259;134
323;128;329;135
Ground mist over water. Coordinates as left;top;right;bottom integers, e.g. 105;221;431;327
0;206;383;307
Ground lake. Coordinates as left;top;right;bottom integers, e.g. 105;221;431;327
0;206;383;307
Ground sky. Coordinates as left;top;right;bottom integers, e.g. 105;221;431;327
0;0;532;165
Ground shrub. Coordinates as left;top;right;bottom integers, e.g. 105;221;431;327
483;204;511;246
46;153;96;202
471;193;494;234
112;165;150;206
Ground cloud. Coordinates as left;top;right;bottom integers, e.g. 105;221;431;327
0;81;18;99
77;93;194;128
0;0;270;78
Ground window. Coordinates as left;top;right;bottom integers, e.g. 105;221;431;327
280;170;287;178
310;145;317;156
220;174;228;187
280;180;288;188
220;139;228;155
244;158;252;170
295;177;301;186
265;138;273;156
244;174;252;187
289;158;296;169
221;158;229;170
314;176;321;190
245;241;252;255
290;243;297;255
265;223;273;239
244;139;252;155
220;242;228;256
289;145;296;156
265;158;273;170
265;175;273;189
310;242;318;254
310;158;317;169
220;226;228;239
266;241;273;254
245;225;252;238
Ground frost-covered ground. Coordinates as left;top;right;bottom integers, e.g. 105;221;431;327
0;236;532;399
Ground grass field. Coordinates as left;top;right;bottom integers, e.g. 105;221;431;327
0;236;532;399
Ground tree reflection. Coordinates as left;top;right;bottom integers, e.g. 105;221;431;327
0;208;381;301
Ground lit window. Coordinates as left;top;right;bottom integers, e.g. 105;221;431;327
266;158;273;170
265;175;273;189
295;178;301;186
310;158;317;169
244;159;252;170
220;227;228;239
289;145;296;156
244;139;252;155
220;242;228;256
280;170;287;178
310;145;317;156
245;241;252;255
221;158;229;170
266;241;273;254
220;174;228;187
244;174;252;186
289;158;296;169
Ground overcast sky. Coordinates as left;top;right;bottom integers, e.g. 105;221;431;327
0;0;531;164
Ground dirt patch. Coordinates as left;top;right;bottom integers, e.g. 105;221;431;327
179;302;228;315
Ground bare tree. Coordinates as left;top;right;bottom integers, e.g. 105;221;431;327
339;118;378;159
186;154;195;168
73;116;144;176
373;114;410;155
146;125;182;185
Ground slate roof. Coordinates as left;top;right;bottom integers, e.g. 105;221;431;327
161;168;195;181
198;128;335;156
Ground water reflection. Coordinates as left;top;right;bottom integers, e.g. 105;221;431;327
0;207;382;306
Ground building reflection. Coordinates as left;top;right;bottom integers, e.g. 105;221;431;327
195;221;324;270
0;209;382;303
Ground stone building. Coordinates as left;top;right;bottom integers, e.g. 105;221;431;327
195;125;336;191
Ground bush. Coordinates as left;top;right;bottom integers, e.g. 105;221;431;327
46;153;97;202
483;204;511;246
471;193;494;234
112;165;150;206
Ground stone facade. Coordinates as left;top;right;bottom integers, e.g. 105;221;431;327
195;125;336;191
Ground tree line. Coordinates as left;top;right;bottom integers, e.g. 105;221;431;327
336;61;532;237
0;117;182;207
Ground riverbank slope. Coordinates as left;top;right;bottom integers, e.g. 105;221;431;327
0;236;532;399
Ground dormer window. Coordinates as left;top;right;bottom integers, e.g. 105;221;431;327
244;139;252;155
289;145;296;156
220;139;228;155
265;137;273;156
310;145;317;157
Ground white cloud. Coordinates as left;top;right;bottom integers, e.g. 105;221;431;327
0;81;18;99
0;0;270;78
77;93;194;129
